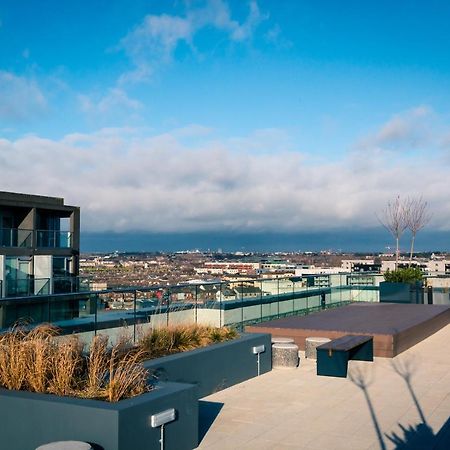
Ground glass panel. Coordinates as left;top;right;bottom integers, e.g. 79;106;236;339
5;257;32;297
0;228;32;247
36;230;71;248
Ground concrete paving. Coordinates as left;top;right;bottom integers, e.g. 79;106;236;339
196;324;450;450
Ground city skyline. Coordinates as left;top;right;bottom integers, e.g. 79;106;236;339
2;1;450;244
80;228;450;253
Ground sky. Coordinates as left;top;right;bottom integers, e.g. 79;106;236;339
1;1;450;251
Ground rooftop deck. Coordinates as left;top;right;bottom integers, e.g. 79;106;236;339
246;303;450;357
197;324;450;449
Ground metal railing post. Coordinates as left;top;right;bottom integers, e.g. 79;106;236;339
166;289;170;327
240;282;244;331
277;278;280;318
94;294;98;337
260;280;263;322
133;290;137;344
195;285;198;325
220;283;224;327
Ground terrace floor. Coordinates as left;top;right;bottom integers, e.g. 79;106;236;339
196;324;450;450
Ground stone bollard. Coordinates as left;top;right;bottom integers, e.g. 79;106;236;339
305;337;331;359
36;442;93;450
272;343;299;368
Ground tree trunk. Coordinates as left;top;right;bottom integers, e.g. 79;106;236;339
395;236;399;269
409;233;416;266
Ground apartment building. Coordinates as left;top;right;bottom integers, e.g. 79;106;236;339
0;192;82;325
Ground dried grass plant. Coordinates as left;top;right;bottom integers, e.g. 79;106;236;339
0;325;28;390
105;346;148;402
0;323;236;401
24;324;58;393
0;324;150;402
139;324;238;359
46;336;84;397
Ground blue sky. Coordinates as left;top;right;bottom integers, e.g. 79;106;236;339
1;1;450;249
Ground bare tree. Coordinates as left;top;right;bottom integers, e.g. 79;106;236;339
404;196;431;264
377;196;407;269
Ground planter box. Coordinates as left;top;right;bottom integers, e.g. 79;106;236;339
0;381;197;450
0;333;272;450
144;332;272;398
379;282;424;304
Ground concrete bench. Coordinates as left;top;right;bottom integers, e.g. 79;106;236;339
316;335;373;378
272;343;299;368
305;337;331;359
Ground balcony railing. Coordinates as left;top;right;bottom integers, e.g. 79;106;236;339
4;278;41;297
0;228;72;249
0;273;382;333
53;276;90;294
36;230;72;248
0;228;32;248
3;276;90;298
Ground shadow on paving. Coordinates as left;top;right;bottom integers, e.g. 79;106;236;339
198;400;224;444
349;356;450;450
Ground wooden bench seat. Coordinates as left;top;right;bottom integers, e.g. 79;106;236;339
316;334;373;377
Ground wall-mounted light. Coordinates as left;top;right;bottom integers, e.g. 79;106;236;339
252;344;266;376
150;408;176;450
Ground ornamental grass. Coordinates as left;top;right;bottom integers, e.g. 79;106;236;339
0;323;238;402
0;324;149;402
138;324;238;359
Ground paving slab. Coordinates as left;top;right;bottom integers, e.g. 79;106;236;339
196;324;450;450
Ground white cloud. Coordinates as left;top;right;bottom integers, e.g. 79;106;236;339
358;105;434;151
0;71;47;121
1;122;450;234
78;88;143;115
119;0;267;84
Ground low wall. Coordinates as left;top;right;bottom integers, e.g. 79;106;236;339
144;333;272;398
0;381;198;450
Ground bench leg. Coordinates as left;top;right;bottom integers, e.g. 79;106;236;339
317;349;349;377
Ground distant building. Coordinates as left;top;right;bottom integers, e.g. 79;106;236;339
381;260;427;273
341;259;381;273
295;265;342;276
195;261;260;276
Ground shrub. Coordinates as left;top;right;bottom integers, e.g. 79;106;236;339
383;267;423;284
0;323;238;401
138;324;238;359
0;324;150;402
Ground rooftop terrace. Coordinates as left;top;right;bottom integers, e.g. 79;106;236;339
196;324;450;450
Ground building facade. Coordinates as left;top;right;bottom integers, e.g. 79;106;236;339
0;192;82;326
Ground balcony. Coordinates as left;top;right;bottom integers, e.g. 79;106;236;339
0;228;72;249
53;276;90;294
3;276;90;298
4;278;46;297
36;230;72;248
0;228;32;248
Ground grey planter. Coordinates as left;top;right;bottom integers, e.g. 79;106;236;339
0;381;197;450
144;332;272;398
0;333;272;450
379;281;424;304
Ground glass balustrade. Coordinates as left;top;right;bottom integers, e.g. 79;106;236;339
0;228;72;248
0;273;414;335
0;228;33;247
36;230;72;248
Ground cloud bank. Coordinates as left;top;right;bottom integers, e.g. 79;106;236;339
1;107;450;234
